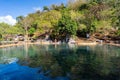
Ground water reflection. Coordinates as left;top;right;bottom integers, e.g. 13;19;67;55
0;44;120;80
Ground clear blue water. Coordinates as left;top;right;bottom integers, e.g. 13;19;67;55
0;44;120;80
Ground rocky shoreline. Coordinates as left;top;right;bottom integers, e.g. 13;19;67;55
0;40;119;48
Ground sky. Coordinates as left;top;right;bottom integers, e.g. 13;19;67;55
0;0;67;25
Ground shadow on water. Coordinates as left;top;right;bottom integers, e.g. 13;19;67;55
0;44;120;80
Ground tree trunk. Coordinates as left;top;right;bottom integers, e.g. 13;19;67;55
25;27;29;42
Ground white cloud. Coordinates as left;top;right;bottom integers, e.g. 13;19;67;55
33;7;42;11
0;15;16;25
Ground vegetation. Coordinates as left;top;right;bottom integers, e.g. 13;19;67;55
50;9;77;42
0;0;120;42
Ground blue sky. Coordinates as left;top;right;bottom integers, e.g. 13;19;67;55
0;0;67;18
0;0;67;25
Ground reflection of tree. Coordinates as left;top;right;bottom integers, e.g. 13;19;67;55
72;47;104;80
20;44;120;80
52;48;78;76
29;51;55;72
109;57;120;79
71;45;120;80
27;45;79;77
24;43;28;58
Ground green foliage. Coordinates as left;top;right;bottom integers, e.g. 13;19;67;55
0;0;119;41
67;0;87;11
43;6;49;11
0;23;10;34
13;23;25;34
113;1;120;29
0;34;2;41
116;30;120;36
28;27;36;35
50;3;66;11
40;10;61;26
0;23;23;40
55;9;78;40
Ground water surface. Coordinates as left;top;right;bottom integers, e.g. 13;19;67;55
0;44;120;80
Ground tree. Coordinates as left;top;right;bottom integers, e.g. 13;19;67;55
50;3;66;11
111;0;120;29
13;23;25;34
17;15;34;41
0;23;11;40
43;6;49;11
67;0;87;10
16;16;24;24
28;27;36;36
13;1;119;40
56;9;78;42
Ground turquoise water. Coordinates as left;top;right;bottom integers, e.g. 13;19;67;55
0;44;120;80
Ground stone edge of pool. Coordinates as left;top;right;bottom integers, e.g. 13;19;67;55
0;41;120;48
